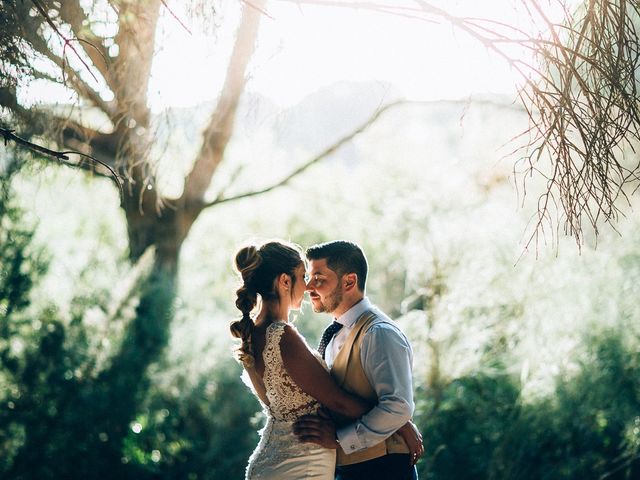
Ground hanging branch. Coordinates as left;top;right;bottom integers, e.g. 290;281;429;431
159;0;193;35
271;0;640;246
30;0;100;84
0;127;123;195
514;0;640;248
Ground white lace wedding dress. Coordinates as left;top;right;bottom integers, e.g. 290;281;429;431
245;321;336;480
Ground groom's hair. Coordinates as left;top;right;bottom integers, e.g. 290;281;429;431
306;240;368;291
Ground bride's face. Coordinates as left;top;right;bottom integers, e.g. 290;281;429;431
290;263;307;310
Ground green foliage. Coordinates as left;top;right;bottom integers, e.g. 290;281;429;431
2;94;640;480
0;1;30;91
122;358;261;479
0;164;262;480
0;194;47;320
417;331;640;480
413;344;522;479
0;169;177;479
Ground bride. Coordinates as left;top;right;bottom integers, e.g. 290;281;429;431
230;240;420;480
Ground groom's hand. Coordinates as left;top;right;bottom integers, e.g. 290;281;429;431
293;413;339;449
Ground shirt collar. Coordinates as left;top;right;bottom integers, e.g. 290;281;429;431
335;297;371;328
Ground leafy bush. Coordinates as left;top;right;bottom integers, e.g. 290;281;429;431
123;359;261;480
0;168;171;479
417;331;640;480
0;160;261;479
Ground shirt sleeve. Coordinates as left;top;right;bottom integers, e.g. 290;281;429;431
336;323;414;453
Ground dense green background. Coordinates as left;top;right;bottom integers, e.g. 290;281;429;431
2;93;639;479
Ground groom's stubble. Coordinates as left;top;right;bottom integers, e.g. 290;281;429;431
313;283;343;314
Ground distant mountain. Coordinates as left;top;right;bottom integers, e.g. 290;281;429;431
152;81;519;172
153;81;401;154
271;81;400;152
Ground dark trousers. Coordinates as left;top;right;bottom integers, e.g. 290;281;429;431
335;454;418;480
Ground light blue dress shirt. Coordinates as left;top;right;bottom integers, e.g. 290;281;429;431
325;297;415;454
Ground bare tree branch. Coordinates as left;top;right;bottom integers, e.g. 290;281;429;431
58;0;113;90
515;0;640;248
42;52;115;120
270;0;640;246
0;127;122;193
16;13;116;120
182;0;266;205
205;97;523;208
241;0;276;19
1;81;120;173
204;101;401;208
159;0;193;35
30;0;100;84
1;127;70;161
111;0;161;129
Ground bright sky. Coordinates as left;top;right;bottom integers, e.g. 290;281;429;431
147;1;530;111
21;1;571;112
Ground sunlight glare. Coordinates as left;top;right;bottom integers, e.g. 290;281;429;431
148;1;530;111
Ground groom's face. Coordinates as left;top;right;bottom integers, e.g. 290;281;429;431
306;258;343;314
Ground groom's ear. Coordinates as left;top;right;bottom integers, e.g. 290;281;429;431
343;273;358;292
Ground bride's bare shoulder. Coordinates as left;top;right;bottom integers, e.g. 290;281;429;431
280;323;309;349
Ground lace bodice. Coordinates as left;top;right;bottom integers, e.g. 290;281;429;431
244;321;335;479
262;321;321;421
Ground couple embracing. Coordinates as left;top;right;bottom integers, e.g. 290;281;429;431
231;240;423;480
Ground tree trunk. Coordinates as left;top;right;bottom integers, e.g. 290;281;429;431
1;2;265;475
96;2;265;470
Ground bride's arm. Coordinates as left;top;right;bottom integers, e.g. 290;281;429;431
243;366;269;406
280;325;369;419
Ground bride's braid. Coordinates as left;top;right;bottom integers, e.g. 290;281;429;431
230;241;304;368
231;246;262;368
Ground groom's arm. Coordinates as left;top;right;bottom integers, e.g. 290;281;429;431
335;323;414;454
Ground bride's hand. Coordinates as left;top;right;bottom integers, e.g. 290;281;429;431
397;420;424;465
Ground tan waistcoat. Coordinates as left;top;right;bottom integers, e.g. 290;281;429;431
330;310;410;466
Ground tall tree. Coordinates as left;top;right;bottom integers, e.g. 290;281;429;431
1;1;271;473
0;5;402;464
3;0;267;273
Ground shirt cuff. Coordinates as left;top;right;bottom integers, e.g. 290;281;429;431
336;424;365;454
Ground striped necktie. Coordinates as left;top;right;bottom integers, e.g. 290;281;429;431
318;321;343;360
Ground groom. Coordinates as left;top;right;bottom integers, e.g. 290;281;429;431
294;240;418;480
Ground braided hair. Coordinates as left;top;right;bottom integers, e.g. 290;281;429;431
230;241;303;367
